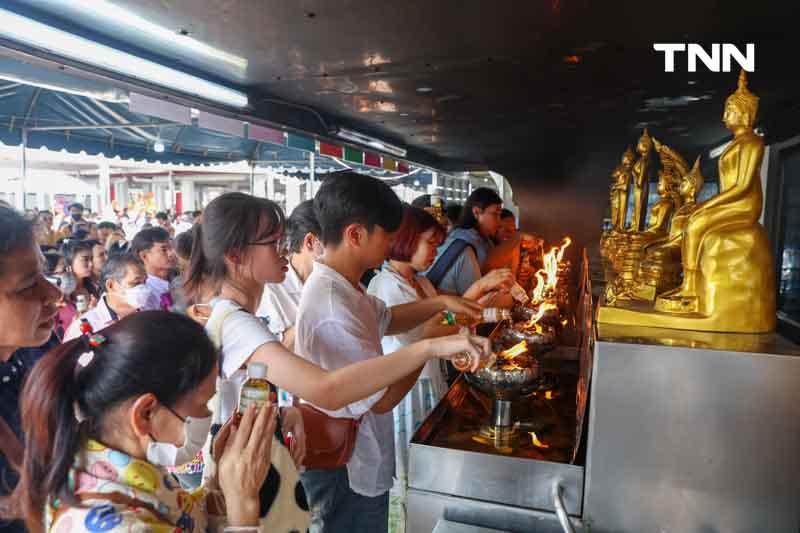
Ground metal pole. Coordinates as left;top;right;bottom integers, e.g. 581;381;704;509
249;161;255;195
20;128;28;210
309;151;316;198
168;170;175;212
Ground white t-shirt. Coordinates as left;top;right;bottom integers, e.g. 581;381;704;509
367;268;446;385
256;261;304;339
206;298;280;423
294;261;394;497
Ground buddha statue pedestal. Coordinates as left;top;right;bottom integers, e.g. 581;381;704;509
604;234;654;303
633;243;681;302
600;223;775;332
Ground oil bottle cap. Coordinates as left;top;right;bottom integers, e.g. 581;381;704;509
247;362;267;379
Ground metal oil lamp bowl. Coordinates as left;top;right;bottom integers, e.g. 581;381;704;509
465;343;544;449
499;325;556;355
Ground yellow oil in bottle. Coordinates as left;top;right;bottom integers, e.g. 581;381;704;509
238;362;270;414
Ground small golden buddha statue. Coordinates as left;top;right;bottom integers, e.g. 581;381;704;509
601;148;635;262
634;156;704;300
630;129;653;231
605;139;684;303
599;70;776;333
610;147;634;232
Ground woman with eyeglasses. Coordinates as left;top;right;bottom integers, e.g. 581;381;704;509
183;192;491;532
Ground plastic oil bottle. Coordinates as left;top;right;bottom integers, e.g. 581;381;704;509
238;362;270;414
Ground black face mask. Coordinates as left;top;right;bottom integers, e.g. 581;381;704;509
71;214;82;221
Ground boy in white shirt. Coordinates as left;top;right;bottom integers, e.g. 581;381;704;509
130;227;177;309
295;172;484;533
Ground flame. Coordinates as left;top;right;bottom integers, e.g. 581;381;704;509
499;340;528;360
529;431;551;449
529;236;571;305
545;390;555;400
523;302;558;329
531;271;547;304
560;318;568;326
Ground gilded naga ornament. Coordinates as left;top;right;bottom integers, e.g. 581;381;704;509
599;70;776;333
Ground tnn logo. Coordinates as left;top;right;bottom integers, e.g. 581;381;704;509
653;43;755;73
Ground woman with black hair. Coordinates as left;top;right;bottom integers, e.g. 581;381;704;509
8;311;277;533
423;187;537;297
0;205;61;533
63;240;101;303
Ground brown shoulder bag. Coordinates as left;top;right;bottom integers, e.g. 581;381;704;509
296;403;362;470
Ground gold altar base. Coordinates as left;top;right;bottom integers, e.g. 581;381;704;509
597;298;775;334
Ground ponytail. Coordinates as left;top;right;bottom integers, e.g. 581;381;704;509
10;339;86;533
184;223;208;301
8;311;217;533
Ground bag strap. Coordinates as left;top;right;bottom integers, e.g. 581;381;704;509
426;239;476;288
0;416;22;472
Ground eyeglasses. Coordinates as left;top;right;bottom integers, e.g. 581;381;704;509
249;236;288;255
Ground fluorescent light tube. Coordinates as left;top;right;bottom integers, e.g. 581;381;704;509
0;7;248;108
335;127;407;158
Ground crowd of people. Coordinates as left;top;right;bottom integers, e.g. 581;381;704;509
0;173;538;533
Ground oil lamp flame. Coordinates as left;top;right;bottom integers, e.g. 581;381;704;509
529;431;551;449
499;340;528;360
523;302;558;329
529;235;571;305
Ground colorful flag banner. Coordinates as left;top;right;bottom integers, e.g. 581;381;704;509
344;146;363;164
287;133;316;152
319;141;344;158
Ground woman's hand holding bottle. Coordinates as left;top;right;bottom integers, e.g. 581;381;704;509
427;332;492;373
217;402;277;527
476;268;514;296
437;294;483;321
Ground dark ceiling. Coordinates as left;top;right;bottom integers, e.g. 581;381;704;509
4;0;800;179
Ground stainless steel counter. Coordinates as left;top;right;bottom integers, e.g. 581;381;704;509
584;325;800;532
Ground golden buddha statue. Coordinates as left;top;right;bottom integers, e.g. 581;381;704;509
633;156;704;300
600;148;635;262
610;148;634;232
630;129;653;231
599;70;776;333
605;138;684;303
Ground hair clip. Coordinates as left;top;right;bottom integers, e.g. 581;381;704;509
77;351;95;368
87;334;106;348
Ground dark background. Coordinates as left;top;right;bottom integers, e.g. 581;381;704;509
6;0;800;256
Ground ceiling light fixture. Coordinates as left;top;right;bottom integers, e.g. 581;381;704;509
0;7;249;108
335;127;407;157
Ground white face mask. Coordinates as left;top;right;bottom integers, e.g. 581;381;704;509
146;407;212;467
123;284;153;310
